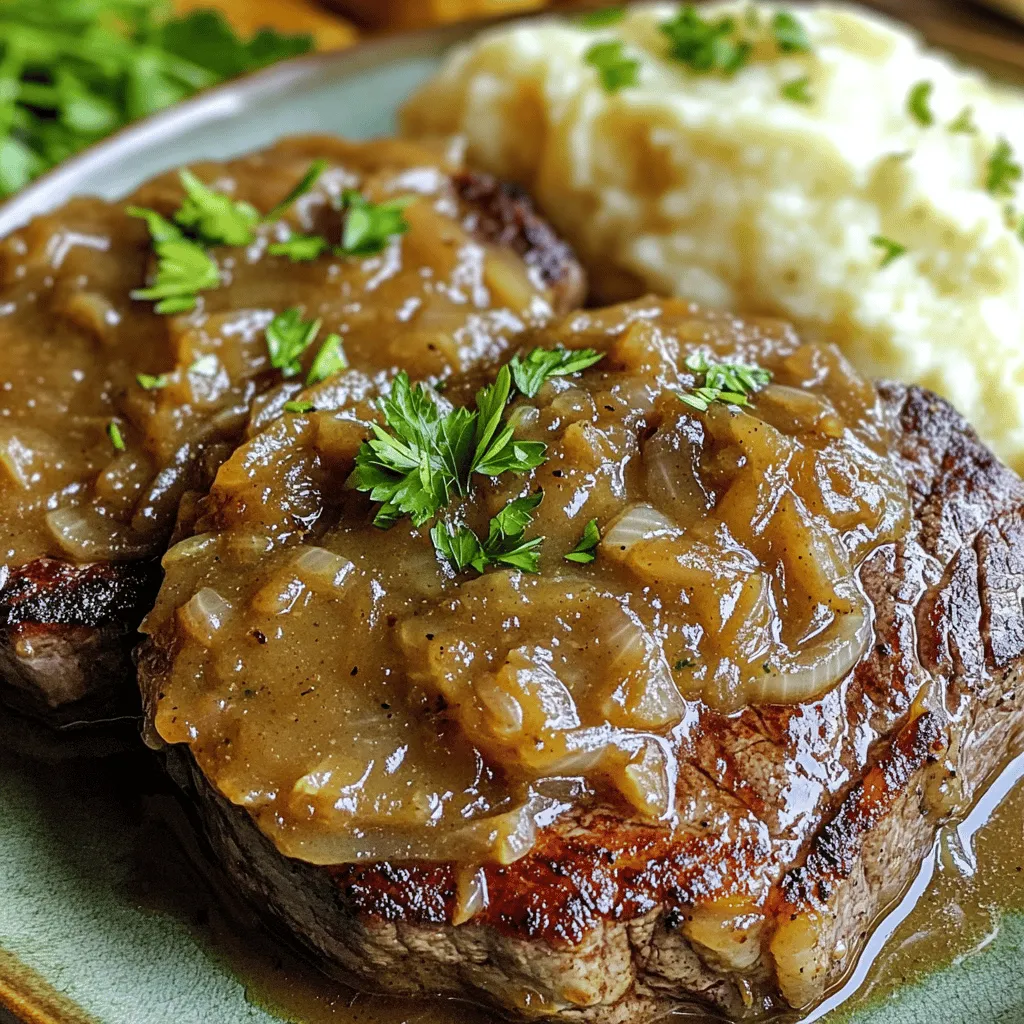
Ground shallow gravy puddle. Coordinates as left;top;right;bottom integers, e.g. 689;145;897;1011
1;734;1022;1024
186;756;1024;1024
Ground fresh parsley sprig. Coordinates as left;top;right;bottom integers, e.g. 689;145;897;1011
679;350;772;412
337;190;415;257
266;308;322;379
585;41;640;94
176;169;260;247
771;11;811;54
127;207;220;314
268;234;329;262
565;519;601;564
265;158;328;222
987;139;1021;198
349;364;550;530
509;346;604;398
263;307;348;386
871;235;907;268
0;3;313;198
907;81;934;127
660;6;752;75
432;493;545;575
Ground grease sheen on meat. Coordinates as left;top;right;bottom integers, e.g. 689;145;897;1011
139;299;911;871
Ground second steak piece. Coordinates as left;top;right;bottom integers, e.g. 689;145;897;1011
0;134;585;730
138;299;1024;1021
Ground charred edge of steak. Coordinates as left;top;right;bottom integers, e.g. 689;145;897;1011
0;557;161;724
454;171;586;314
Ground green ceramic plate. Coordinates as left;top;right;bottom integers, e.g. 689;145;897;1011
2;14;1024;1024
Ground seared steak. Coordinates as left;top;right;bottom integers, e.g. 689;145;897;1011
137;298;1024;1020
0;137;584;730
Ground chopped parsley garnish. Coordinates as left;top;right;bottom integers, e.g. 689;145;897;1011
0;3;313;198
585;41;640;93
432;493;545;575
349;365;547;530
307;334;348;385
948;106;976;134
987;139;1021;198
781;76;812;104
265;158;328;222
107;420;126;452
136;372;169;390
907;81;934;127
510;346;604;398
580;6;626;28
175;169;260;247
660;6;751;76
337;190;415;257
679;351;772;412
871;235;907;268
565;519;601;564
127;207;220;314
771;10;811;53
674;658;696;671
268;234;329;262
284;400;315;414
265;308;322;378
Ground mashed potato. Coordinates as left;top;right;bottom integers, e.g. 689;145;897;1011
402;3;1024;470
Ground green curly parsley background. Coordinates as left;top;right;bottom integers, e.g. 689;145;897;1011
0;0;314;197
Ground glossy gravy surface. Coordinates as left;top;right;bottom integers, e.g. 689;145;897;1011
141;299;911;867
0;135;563;568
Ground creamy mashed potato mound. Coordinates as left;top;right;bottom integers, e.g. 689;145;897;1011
403;3;1024;470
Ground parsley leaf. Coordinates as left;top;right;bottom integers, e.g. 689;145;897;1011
175;169;260;247
781;76;812;104
338;190;415;257
284;400;315;414
580;6;626;28
510;347;605;398
350;364;548;531
307;334;348;385
137;372;169;390
430;522;487;574
660;6;751;75
565;519;601;564
907;81;934;127
471;366;547;477
265;159;328;222
948;106;976;134
679;351;772;411
128;207;220;314
489;492;544;540
107;420;126;452
987;139;1021;198
432;492;545;575
871;235;907;268
674;658;696;671
771;10;811;53
585;41;640;93
269;234;329;262
266;308;322;378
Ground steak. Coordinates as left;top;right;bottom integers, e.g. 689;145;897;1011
0;139;585;731
154;381;1024;1021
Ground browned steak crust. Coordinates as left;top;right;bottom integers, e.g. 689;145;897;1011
164;383;1024;1022
455;171;587;313
0;558;161;726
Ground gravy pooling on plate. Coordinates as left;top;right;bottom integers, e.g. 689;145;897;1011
0;136;581;569
140;298;911;868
